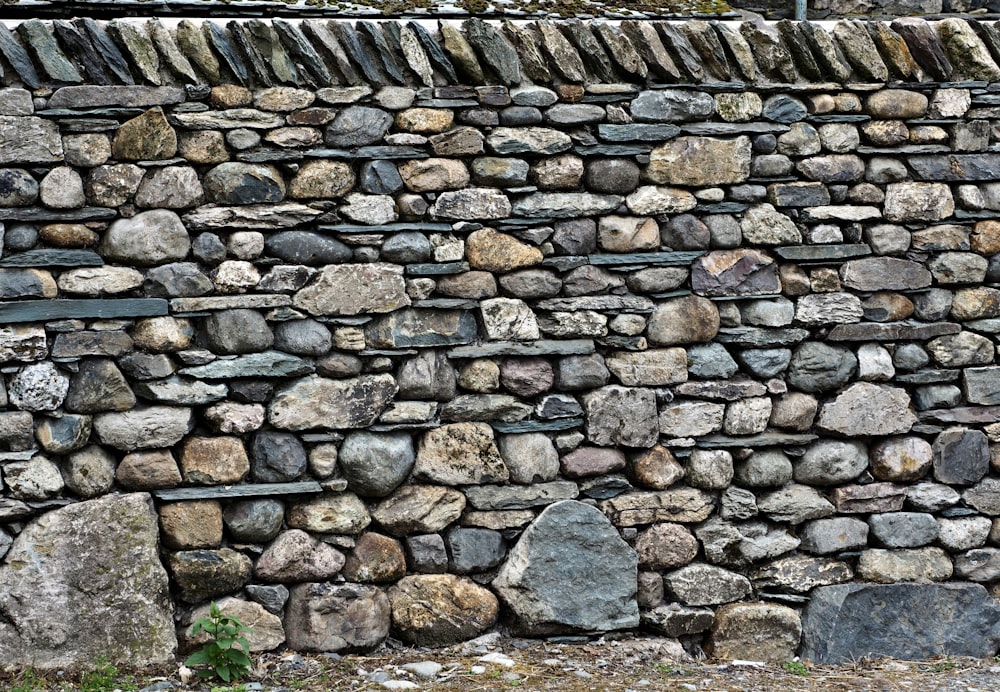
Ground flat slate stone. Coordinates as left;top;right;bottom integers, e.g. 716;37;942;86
492;418;584;434
680;123;790;135
179;351;313;379
589;252;704;266
53;69;149;100
405;262;471;276
0;208;115;222
598;124;681;142
153;482;322;502
52;20;111;85
0;299;167;324
318;223;452;234
534;296;655;313
274;19;335;86
18;19;83;84
827;322;960;341
909;154;1000;181
801;583;1000;664
773;245;871;262
448;340;595;359
895;370;961;385
74;19;141;85
716;327;810;347
0;23;42;89
0;251;103;268
170;295;292;312
918;406;1000;424
696;433;818;448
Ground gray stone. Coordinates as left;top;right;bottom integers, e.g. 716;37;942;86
0;494;175;670
665;563;751;606
92;406;193;451
269;374;396;431
285;582;390;653
223;499;284;543
757;484;835;524
869;512;939;549
818;383;916;437
265;232;351;266
273;319;331;357
255;529;344;583
933;427;989;486
446;527;505;574
787;343;857;394
35;414;91;455
840;258;933;292
339;431;414;498
65;358;135;413
631;90;713;122
799;517;869;555
100;210;190;266
753;556;854;594
204;309;273;355
251;431;307;483
647;136;750;186
294;264;409;317
0;168;37;207
4;456;63;500
794;440;868;487
494;501;638;635
581;385;657;448
801;583;1000;663
8;362;69;412
0;116;63;165
325;106;393;147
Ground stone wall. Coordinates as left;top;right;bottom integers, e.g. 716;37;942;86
3;15;1000;668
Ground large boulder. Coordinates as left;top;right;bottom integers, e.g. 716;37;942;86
493;500;638;634
801;583;1000;663
0;494;176;669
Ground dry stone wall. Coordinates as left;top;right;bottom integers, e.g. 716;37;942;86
4;15;1000;668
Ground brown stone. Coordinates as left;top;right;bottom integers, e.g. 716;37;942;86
341;532;407;583
630;445;685;490
178;131;229;164
115;450;182;490
210;85;253;107
371;485;467;536
561;447;626;478
831;483;907;513
38;224;98;248
158;500;222;549
707;603;802;663
635;523;699;570
387;574;499;645
179;436;249;485
435;271;497;299
398;158;470;192
111;107;177;161
414;422;508;485
973;220;1000;255
647;295;720;345
396;108;455;133
466;228;543;272
288;160;355;199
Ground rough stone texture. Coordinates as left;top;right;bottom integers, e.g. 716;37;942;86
801;584;1000;663
388;574;498;645
494;501;638;635
707;603;802;663
0;494;175;669
285;582;390;653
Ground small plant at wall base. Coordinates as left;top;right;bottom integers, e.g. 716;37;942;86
184;602;254;683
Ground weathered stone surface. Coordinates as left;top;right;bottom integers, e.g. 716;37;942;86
0;494;175;669
415;422;507;485
582;386;657;448
665;563;751;606
600;488;715;526
647;136;750;186
287;493;370;534
933;427;989;486
802;583;1000;664
342;532;407;583
818;383;915;437
0;116;63;164
255;529;344;582
466;229;542;272
100;210;190;266
388;574;497;646
112;108;176;161
857;547;953;583
372;485;466;536
182;597;283;653
707;603;801;663
285;582;390;653
294;264;409;316
494;501;637;635
753;555;853;593
269;375;396;431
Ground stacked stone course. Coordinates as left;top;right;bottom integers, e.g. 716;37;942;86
5;15;1000;668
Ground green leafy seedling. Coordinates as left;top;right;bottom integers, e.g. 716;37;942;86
184;602;253;683
782;660;809;676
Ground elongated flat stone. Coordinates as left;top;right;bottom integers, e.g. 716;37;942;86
408;21;458;83
448;340;595;359
53;20;111;85
534;296;655;313
589;252;704;266
274;19;335;87
696;433;819;448
827;322;960;341
918;406;1000;424
205;21;250;86
170;295;292;312
0;251;103;268
598;124;681;142
226;21;272;86
331;21;385;86
182;203;322;230
48;86;185;109
180;351;313;379
19;19;83;84
405;262;470;276
492;418;583;434
909;154;1000;181
716;327;810;347
318;223;453;234
773;245;871;262
895;370;960;385
0;299;167;324
0;23;42;89
109;19;160;85
464;481;579;511
153;482;322;502
680;123;790;135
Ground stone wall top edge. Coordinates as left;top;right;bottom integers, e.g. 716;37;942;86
3;16;1000;91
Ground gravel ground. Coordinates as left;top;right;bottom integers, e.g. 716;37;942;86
5;635;1000;691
